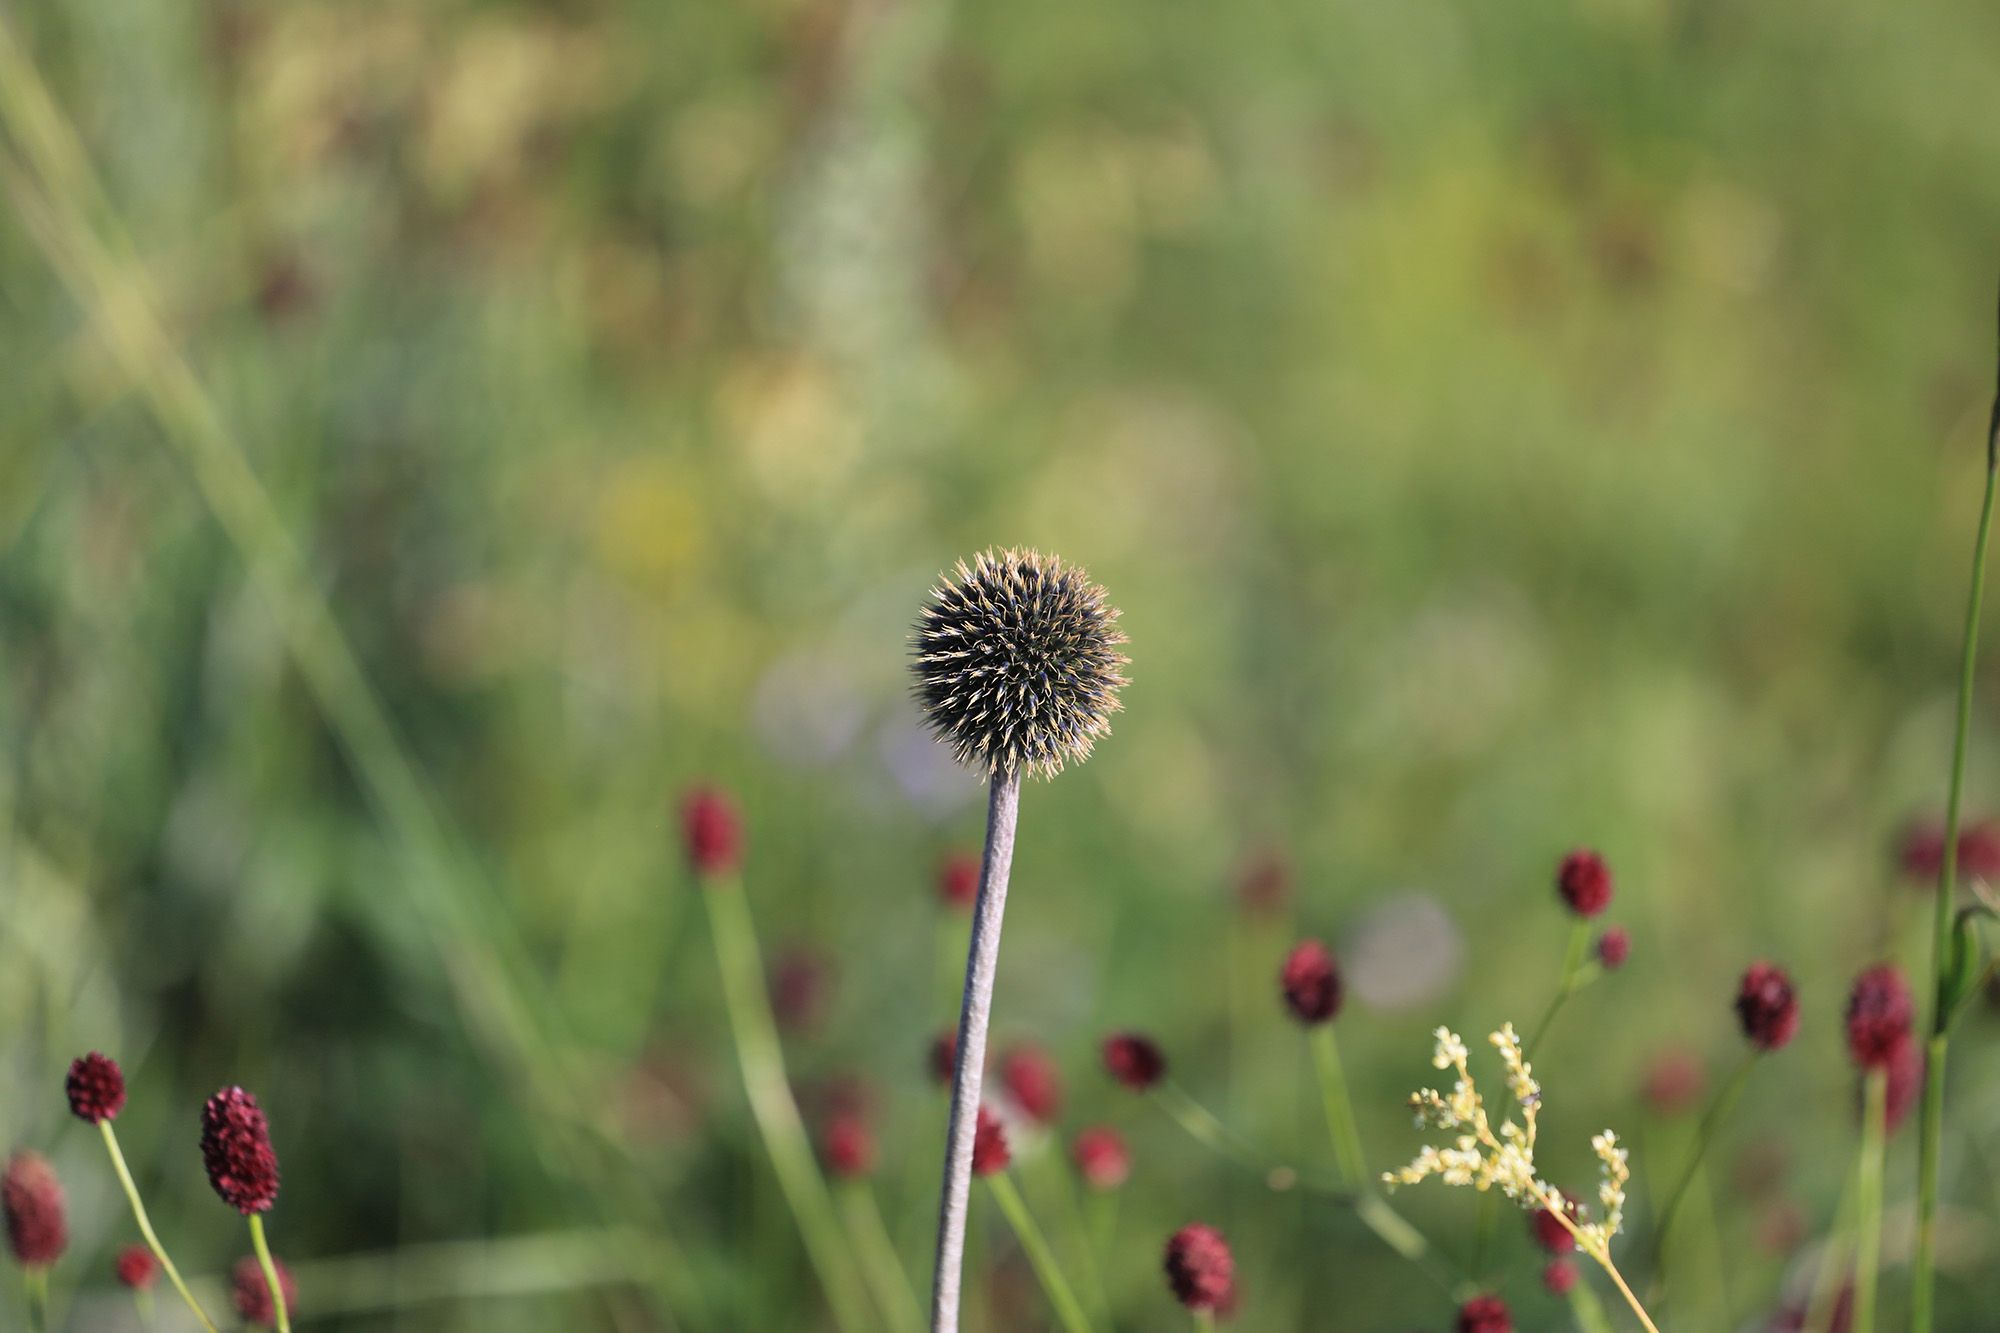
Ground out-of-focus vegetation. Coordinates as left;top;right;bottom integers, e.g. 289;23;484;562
4;0;2000;1327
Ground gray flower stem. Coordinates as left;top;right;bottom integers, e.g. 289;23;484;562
930;769;1021;1332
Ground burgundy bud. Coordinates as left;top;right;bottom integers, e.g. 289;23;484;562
1543;1259;1579;1296
1280;939;1342;1025
1102;1032;1167;1091
232;1255;296;1328
821;1112;876;1179
1072;1127;1131;1192
1883;1035;1923;1135
679;787;742;877
1595;927;1630;970
971;1108;1010;1176
937;852;979;910
1900;818;2000;884
1844;965;1914;1070
200;1087;281;1214
116;1244;157;1290
928;1030;958;1088
1734;962;1800;1052
3;1152;66;1268
66;1052;127;1125
1457;1293;1514;1333
1959;821;2000;881
1163;1224;1234;1311
1556;849;1613;917
1000;1045;1063;1125
1529;1190;1581;1254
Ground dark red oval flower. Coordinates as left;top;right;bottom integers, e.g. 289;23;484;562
1163;1223;1233;1311
2;1152;66;1268
1457;1293;1513;1333
971;1107;1010;1176
821;1112;876;1179
66;1052;127;1125
232;1255;296;1328
1844;965;1914;1070
201;1086;281;1214
1072;1127;1131;1192
1543;1259;1578;1295
1102;1032;1167;1091
1529;1189;1581;1254
115;1244;157;1290
1280;939;1342;1024
1595;927;1630;970
679;787;742;877
1557;849;1613;917
1734;962;1800;1052
1000;1045;1063;1125
937;852;980;910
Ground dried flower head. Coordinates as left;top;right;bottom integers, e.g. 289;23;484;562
1102;1032;1167;1091
1735;962;1800;1052
1163;1224;1234;1311
971;1107;1010;1176
1595;927;1630;970
680;788;742;877
1557;850;1613;917
1280;939;1342;1024
3;1152;66;1268
1072;1127;1131;1191
937;852;980;910
1000;1045;1063;1125
66;1052;127;1125
1457;1293;1513;1333
116;1244;157;1289
201;1086;281;1214
1845;965;1915;1070
821;1112;876;1179
911;549;1129;779
232;1255;296;1327
1543;1259;1579;1295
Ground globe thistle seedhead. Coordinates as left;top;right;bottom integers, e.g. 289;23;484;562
1072;1127;1131;1192
3;1152;66;1268
1162;1224;1233;1311
911;549;1129;780
1457;1293;1513;1333
1735;962;1800;1052
66;1052;127;1125
116;1244;157;1290
1102;1032;1167;1091
971;1108;1010;1176
232;1255;296;1327
201;1087;281;1214
1844;965;1914;1070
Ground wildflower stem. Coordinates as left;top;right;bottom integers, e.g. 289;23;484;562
100;1122;221;1333
932;769;1022;1333
1647;1052;1754;1275
24;1268;48;1333
1854;1069;1889;1333
1802;1173;1857;1333
985;1174;1094;1333
1041;1156;1111;1322
1193;1312;1216;1333
248;1214;291;1333
1915;328;2000;1333
1308;1027;1369;1188
838;1181;923;1333
702;877;874;1333
1536;1191;1660;1333
1566;1279;1615;1333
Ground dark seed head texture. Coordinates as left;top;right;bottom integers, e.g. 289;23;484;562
912;549;1129;780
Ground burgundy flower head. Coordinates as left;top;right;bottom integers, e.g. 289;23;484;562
1735;962;1800;1052
1163;1224;1234;1311
1883;1034;1923;1135
201;1086;281;1214
116;1244;157;1290
1280;939;1342;1024
232;1255;296;1327
1102;1032;1167;1091
1557;849;1613;917
1642;1048;1707;1116
1959;821;2000;881
1072;1127;1131;1192
1001;1045;1063;1125
1595;927;1630;970
1844;965;1914;1070
971;1108;1010;1176
3;1152;66;1268
928;1030;958;1088
1901;818;2000;883
1529;1189;1581;1254
1543;1259;1579;1296
1457;1293;1514;1333
66;1052;127;1125
679;787;742;877
937;852;980;910
821;1112;876;1179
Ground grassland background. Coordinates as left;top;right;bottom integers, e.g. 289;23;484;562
4;0;2000;1327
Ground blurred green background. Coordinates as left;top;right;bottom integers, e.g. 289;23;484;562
4;0;2000;1327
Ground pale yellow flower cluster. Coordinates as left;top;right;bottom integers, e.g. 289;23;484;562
1384;1023;1630;1257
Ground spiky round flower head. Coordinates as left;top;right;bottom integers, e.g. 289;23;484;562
3;1152;66;1268
1457;1293;1514;1333
1542;1259;1579;1296
1595;927;1630;970
1280;939;1342;1024
937;851;980;910
66;1052;127;1125
821;1111;876;1179
1072;1127;1131;1191
1845;965;1914;1070
232;1255;296;1327
1000;1045;1063;1125
911;549;1129;779
1735;962;1800;1052
679;787;742;877
1556;849;1613;917
201;1086;280;1214
971;1108;1010;1176
1162;1224;1233;1311
116;1244;157;1290
1102;1032;1167;1091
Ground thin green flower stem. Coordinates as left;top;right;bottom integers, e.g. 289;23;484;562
838;1181;923;1333
702;877;874;1333
985;1174;1094;1333
1308;1026;1368;1189
1648;1052;1755;1275
1803;1175;1858;1333
136;1286;156;1328
1567;1279;1615;1333
1040;1155;1110;1322
1533;1184;1661;1333
1854;1070;1889;1333
248;1214;291;1333
25;1268;48;1333
1085;1189;1119;1265
1915;361;2000;1333
100;1122;221;1332
1193;1312;1216;1333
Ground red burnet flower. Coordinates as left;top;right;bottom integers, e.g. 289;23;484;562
66;1052;127;1125
201;1087;281;1214
1280;939;1342;1024
1163;1224;1233;1312
821;1112;876;1179
1556;849;1613;917
1235;849;1290;916
1595;927;1630;970
3;1152;67;1268
115;1244;157;1290
1102;1032;1167;1091
1735;962;1800;1052
1899;818;2000;883
1542;1259;1579;1296
1001;1045;1063;1125
1642;1048;1707;1116
937;852;980;910
928;1029;958;1087
1960;821;2000;881
232;1255;296;1328
1844;965;1914;1070
1071;1127;1131;1192
1529;1189;1581;1254
1457;1293;1513;1333
1881;1035;1923;1135
971;1108;1010;1176
679;787;741;877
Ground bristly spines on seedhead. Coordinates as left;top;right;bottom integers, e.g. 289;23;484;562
912;548;1129;779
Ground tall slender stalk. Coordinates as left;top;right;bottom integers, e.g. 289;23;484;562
839;1182;923;1333
1913;301;2000;1333
1308;1027;1368;1189
24;1269;48;1333
248;1214;291;1333
986;1173;1094;1333
100;1121;219;1332
1533;1184;1661;1333
1854;1070;1888;1333
931;771;1021;1332
1648;1052;1754;1275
